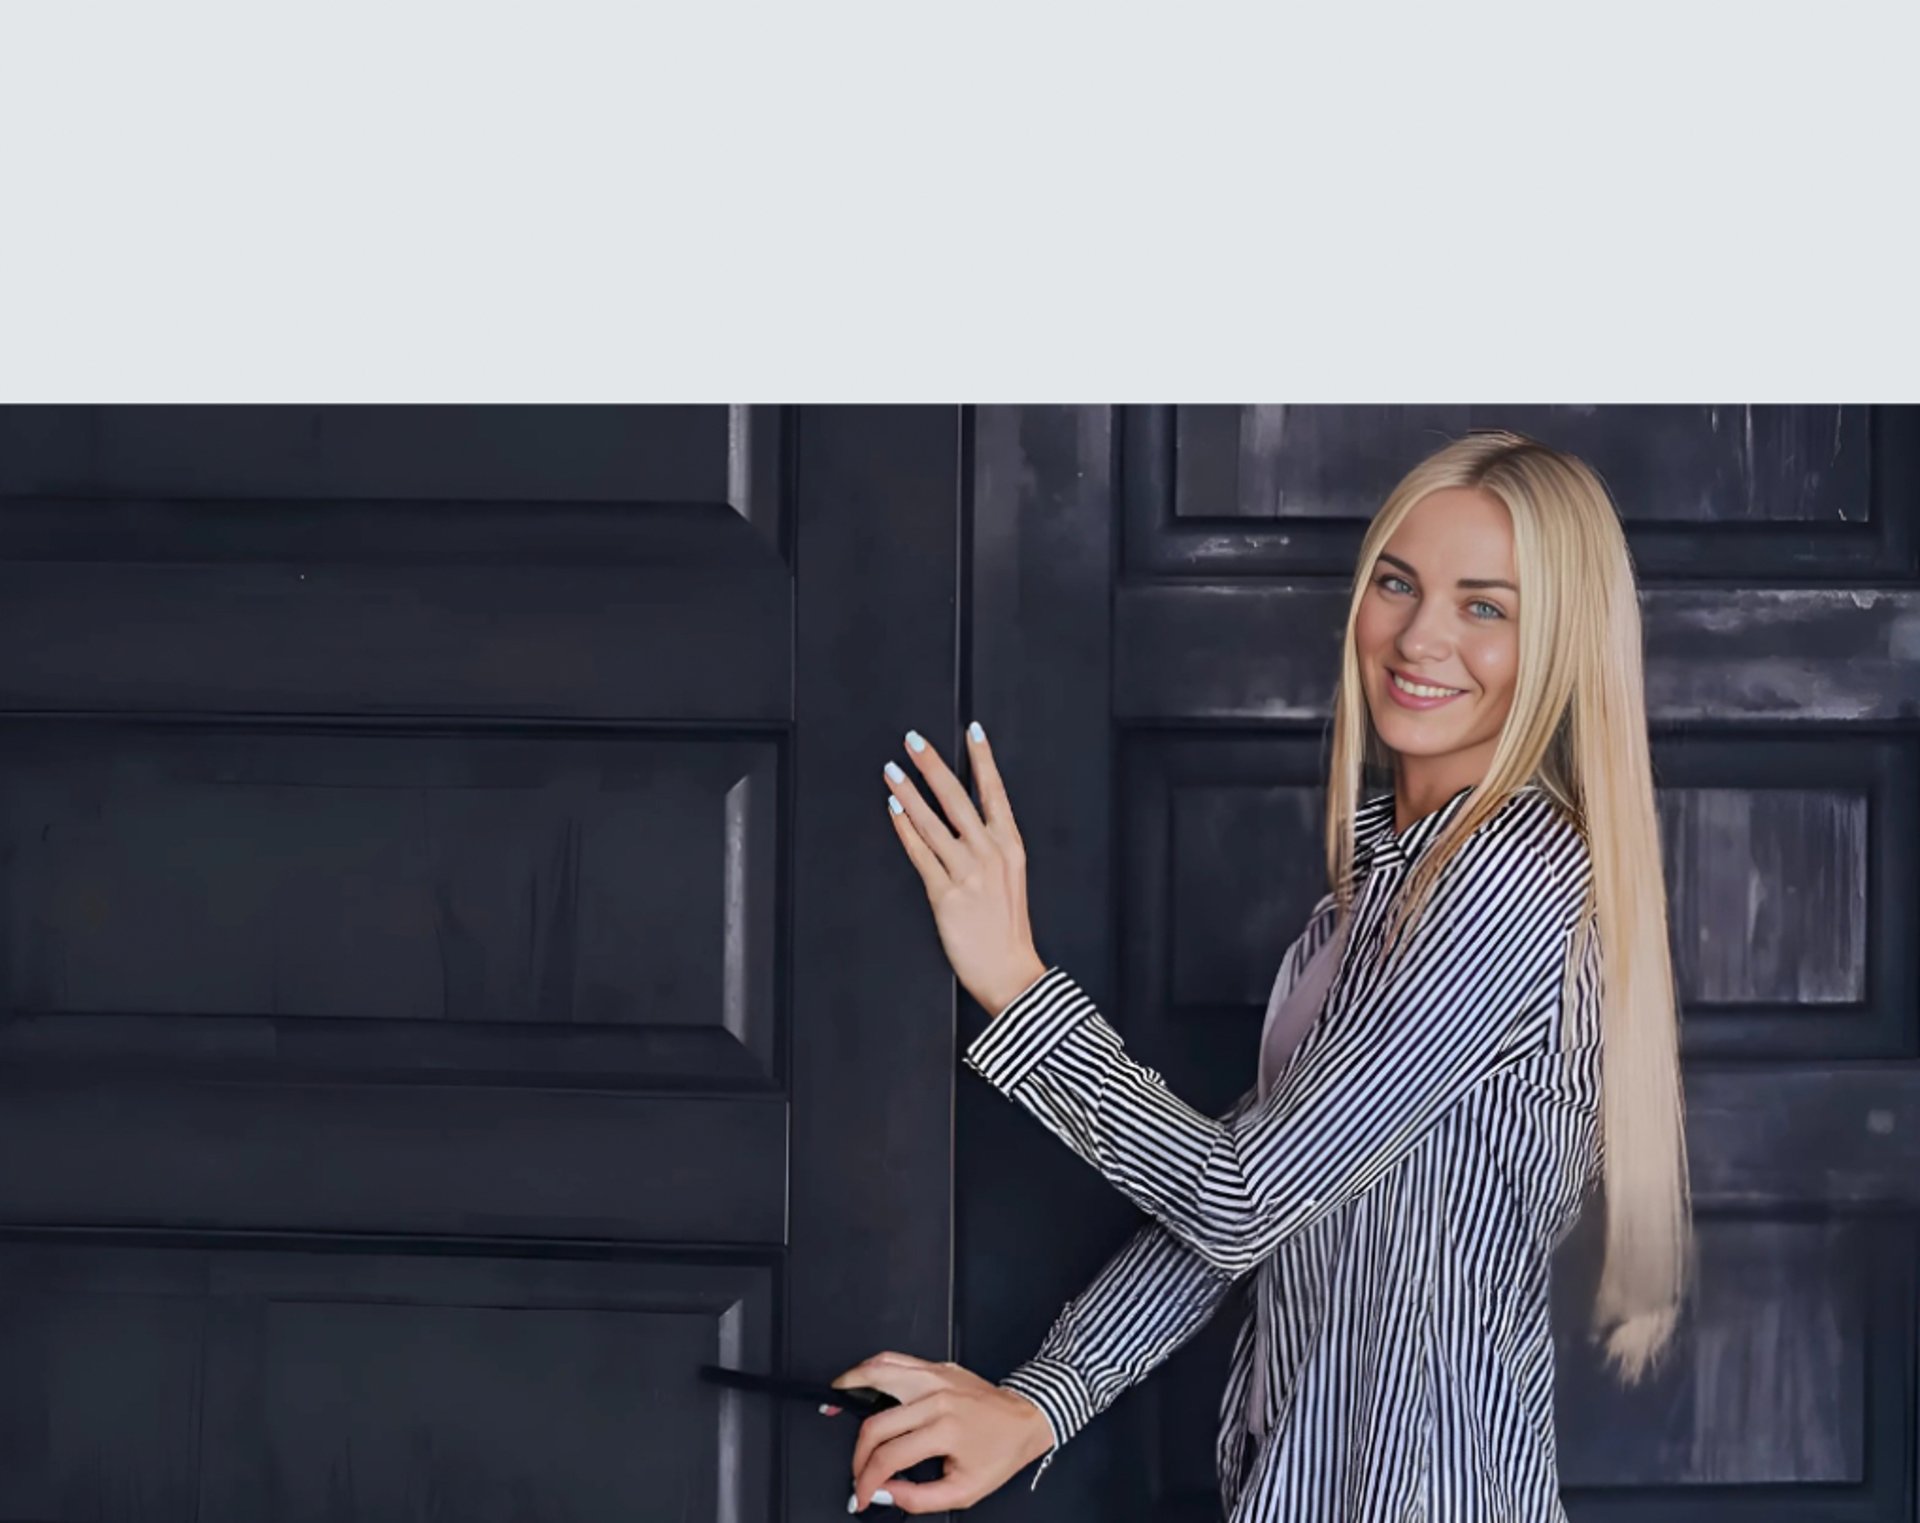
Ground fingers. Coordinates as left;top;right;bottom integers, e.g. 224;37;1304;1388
853;1423;954;1511
898;731;989;846
887;792;954;889
848;1399;923;1480
962;721;1019;839
862;1474;972;1515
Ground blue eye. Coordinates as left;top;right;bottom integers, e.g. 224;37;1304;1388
1377;573;1412;595
1468;599;1506;620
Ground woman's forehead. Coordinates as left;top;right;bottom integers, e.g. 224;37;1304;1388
1382;488;1518;581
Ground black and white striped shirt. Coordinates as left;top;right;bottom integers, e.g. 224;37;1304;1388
965;783;1602;1522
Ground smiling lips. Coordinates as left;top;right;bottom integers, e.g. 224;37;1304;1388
1385;667;1467;710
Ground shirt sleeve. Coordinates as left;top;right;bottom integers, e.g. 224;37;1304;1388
964;821;1587;1277
997;1083;1261;1490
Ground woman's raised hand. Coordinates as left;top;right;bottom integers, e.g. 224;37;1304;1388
883;724;1048;1018
830;1350;1055;1513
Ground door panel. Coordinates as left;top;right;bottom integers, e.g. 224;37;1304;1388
0;1243;777;1523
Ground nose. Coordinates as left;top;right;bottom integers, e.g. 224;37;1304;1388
1395;600;1451;666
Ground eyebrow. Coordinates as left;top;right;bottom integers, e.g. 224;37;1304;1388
1377;552;1518;594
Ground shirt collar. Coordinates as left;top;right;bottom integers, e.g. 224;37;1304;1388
1356;782;1537;872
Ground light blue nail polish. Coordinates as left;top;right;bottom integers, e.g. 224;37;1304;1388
872;1490;894;1507
888;796;904;816
905;731;926;753
884;761;906;784
846;1494;859;1514
968;721;986;743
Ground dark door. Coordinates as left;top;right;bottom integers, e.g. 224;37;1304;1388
960;406;1919;1522
0;406;965;1522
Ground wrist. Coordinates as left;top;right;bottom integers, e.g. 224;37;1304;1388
1000;1387;1057;1465
982;956;1050;1019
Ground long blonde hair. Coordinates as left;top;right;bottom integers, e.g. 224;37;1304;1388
1323;430;1691;1383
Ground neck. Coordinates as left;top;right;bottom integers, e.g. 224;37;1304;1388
1392;747;1496;833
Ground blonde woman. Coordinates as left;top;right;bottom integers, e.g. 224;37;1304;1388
834;432;1692;1521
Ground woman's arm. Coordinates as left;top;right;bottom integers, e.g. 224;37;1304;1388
965;824;1589;1277
997;893;1344;1486
999;1084;1262;1490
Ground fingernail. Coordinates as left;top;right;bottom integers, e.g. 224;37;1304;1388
905;731;926;753
884;761;906;783
819;1402;841;1415
846;1493;859;1514
888;796;904;816
968;721;986;743
873;1490;895;1507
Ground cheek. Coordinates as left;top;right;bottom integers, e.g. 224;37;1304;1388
1353;598;1393;658
1465;630;1518;702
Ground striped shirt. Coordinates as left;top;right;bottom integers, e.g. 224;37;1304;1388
965;783;1602;1522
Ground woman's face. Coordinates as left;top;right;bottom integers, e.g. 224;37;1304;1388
1354;486;1521;807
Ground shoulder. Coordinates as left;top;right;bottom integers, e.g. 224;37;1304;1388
1496;787;1590;878
1447;787;1592;923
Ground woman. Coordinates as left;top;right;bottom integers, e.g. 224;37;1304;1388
833;431;1692;1521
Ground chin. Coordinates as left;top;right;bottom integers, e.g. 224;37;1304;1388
1374;723;1464;759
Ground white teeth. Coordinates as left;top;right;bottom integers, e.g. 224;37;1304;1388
1391;671;1462;699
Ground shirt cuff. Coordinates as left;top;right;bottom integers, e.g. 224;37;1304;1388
963;967;1097;1092
997;1357;1089;1491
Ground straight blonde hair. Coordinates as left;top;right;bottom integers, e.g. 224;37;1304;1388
1323;430;1691;1383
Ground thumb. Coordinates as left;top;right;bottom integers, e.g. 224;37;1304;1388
869;1474;972;1514
833;1357;945;1403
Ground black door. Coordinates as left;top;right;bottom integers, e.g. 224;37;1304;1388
0;406;965;1522
960;406;1919;1523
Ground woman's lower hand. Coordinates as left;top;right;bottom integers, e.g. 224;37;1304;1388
883;724;1048;1018
830;1350;1055;1513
